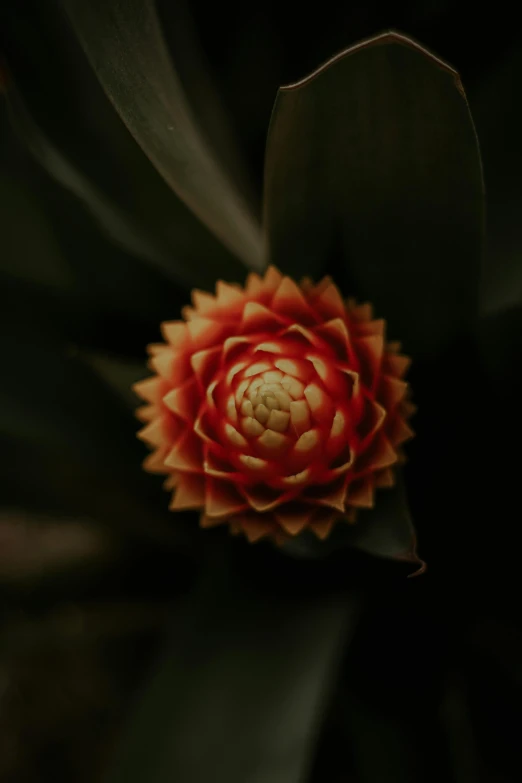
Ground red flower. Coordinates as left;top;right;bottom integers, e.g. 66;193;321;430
134;266;414;543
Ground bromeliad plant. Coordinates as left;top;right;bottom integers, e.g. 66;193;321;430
6;2;517;781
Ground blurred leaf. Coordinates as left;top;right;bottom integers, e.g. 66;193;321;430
470;43;522;315
4;82;177;273
264;31;484;359
83;352;146;409
104;561;359;783
63;0;263;272
0;0;250;291
284;476;424;575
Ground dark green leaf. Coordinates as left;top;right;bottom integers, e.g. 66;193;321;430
264;31;484;358
470;42;522;315
0;0;251;291
104;562;359;783
63;0;263;272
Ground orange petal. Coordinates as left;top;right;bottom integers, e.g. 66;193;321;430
161;321;191;349
234;514;271;542
169;474;205;510
245;272;264;296
303;383;334;424
263;265;283;292
310;513;337;540
388;416;415;446
315;282;346;320
191;346;221;387
241;301;285;332
347;477;375;508
164;430;203;472
133;376;163;404
205;478;248;518
353;335;384;387
136;404;156;423
314;318;352;361
271;277;316;323
383;352;411;379
375;468;395;488
273;358;313;382
308;476;348;512
242;485;287;513
163;378;200;421
142;447;169;474
275;506;313;535
379;376;409;409
222;336;252;362
192;289;217;315
216;280;245;307
137;417;166;447
200;514;227;529
187;317;232;351
149;349;190;385
359;434;398;471
289;400;311;437
348;301;373;322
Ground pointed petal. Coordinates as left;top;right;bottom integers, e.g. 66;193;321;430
310;513;337;540
192;289;218;316
275;507;313;535
241;301;285;332
142;447;169;474
136;403;156;423
164;430;203;472
263;265;283;292
347;477;375;508
137;417;166;447
163;378;200;421
353;335;384;387
245;272;264;295
187;317;232;350
161;321;191;349
133;376;163;404
358;433;398;471
224;422;248;448
216;280;245;308
256;429;291;456
388;416;415;446
205;478;248;518
271;277;317;323
149;349;190;385
223;336;252;362
273;358;314;382
383;352;411;378
170;474;206;510
375;467;395;488
314;318;352;361
191;346;222;387
308;476;348;512
314;282;346;320
303;383;335;424
379;376;409;409
242;485;287;513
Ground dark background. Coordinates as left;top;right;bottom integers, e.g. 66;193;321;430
1;1;521;781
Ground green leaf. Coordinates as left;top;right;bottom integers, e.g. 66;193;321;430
63;0;263;272
0;1;251;291
470;42;522;315
264;31;484;359
284;475;424;576
104;561;359;783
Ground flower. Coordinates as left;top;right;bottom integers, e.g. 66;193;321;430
134;266;414;544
